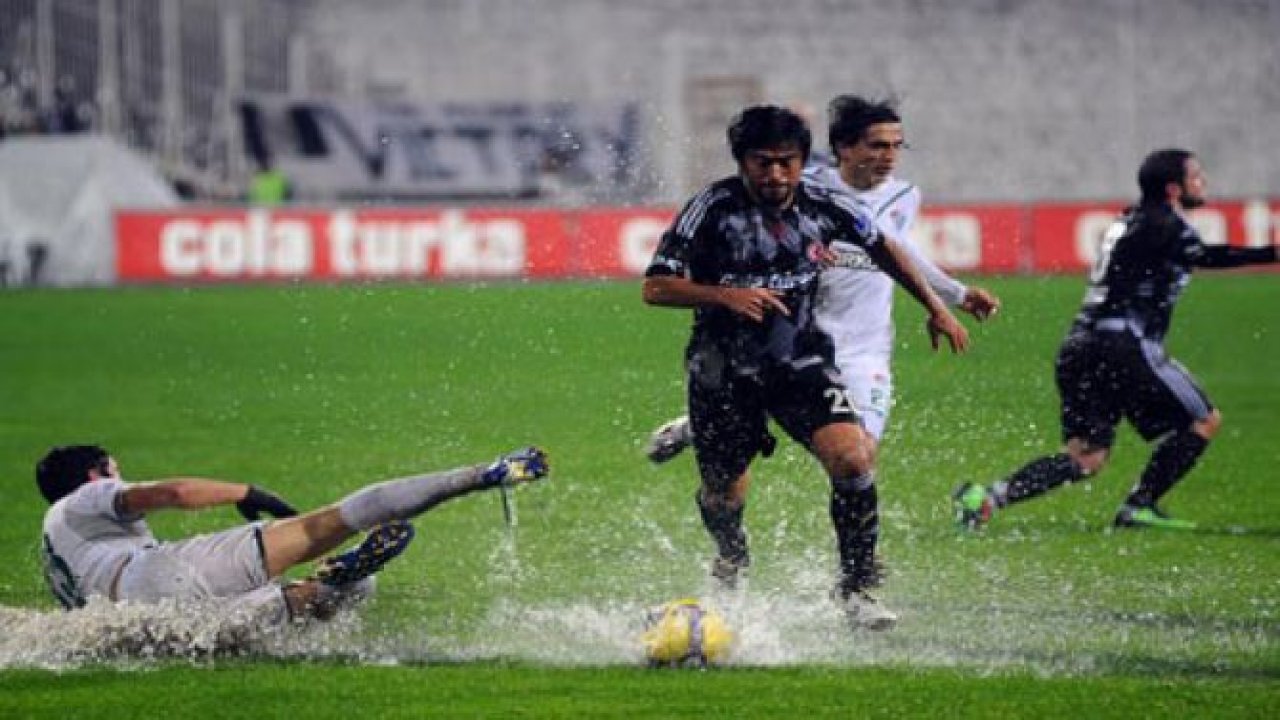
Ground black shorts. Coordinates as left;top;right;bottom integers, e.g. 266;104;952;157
1055;330;1213;447
687;360;860;490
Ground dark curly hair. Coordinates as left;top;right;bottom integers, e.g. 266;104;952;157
36;445;110;504
727;105;811;164
827;94;901;155
1138;148;1194;204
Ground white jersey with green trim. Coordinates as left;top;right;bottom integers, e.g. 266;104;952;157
40;478;154;608
807;165;966;359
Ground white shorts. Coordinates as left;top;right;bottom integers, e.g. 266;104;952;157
116;523;271;602
834;353;893;442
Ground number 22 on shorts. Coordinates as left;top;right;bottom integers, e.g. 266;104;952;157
824;387;855;415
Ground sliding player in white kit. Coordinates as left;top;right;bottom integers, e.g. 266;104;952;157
647;97;1000;586
37;443;549;638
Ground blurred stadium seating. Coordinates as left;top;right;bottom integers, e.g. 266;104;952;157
0;0;296;200
2;0;1277;205
1;1;1276;286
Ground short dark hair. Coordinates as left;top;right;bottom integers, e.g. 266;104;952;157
727;105;811;163
1138;148;1194;203
827;95;901;153
36;445;109;504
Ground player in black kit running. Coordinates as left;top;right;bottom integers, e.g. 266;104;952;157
954;148;1278;531
644;105;969;629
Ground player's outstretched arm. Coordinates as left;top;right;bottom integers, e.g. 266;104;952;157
120;478;298;519
1194;244;1278;269
891;230;1000;321
866;235;970;353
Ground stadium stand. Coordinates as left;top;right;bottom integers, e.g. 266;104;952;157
2;0;1277;205
1;1;1276;285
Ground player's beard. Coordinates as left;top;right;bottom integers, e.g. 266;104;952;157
1180;189;1206;210
754;181;794;209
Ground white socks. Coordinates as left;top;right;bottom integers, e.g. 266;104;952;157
337;465;485;531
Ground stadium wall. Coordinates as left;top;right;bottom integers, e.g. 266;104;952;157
0;136;177;287
299;0;1280;204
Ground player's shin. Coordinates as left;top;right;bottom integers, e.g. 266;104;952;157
1125;430;1209;508
991;453;1085;506
337;466;488;531
696;489;749;574
830;472;879;595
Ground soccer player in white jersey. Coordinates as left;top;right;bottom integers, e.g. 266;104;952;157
809;95;1000;442
646;96;1000;584
37;443;548;631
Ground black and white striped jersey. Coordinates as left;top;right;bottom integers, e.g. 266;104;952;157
646;174;879;374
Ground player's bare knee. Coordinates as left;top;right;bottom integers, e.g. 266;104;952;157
822;444;872;479
810;423;874;476
1064;441;1109;476
697;483;741;512
816;436;875;478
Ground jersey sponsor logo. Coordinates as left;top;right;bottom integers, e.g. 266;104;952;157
717;270;820;291
829;244;878;271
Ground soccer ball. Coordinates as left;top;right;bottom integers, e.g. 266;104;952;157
640;598;734;668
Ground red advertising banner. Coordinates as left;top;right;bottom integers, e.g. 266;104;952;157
115;200;1279;282
117;208;574;282
911;205;1025;274
574;209;674;277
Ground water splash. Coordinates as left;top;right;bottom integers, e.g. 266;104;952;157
0;597;371;669
6;558;1271;675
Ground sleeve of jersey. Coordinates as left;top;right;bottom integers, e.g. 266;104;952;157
69;479;140;521
888;188;967;306
824;186;881;249
644;187;720;278
1191;243;1278;268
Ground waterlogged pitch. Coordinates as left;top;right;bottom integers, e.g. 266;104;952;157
0;277;1276;716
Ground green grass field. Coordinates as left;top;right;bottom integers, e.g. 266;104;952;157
1;275;1277;718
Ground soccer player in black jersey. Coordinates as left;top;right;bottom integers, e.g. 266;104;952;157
643;105;969;629
954;149;1278;531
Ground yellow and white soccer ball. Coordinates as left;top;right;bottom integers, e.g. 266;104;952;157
640;598;734;667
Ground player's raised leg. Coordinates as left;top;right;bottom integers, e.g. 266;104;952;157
258;447;549;579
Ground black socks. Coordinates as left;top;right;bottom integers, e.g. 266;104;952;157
993;453;1085;506
831;473;878;594
697;492;749;567
1126;430;1209;508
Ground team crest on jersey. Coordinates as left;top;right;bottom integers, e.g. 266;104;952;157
807;241;826;263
